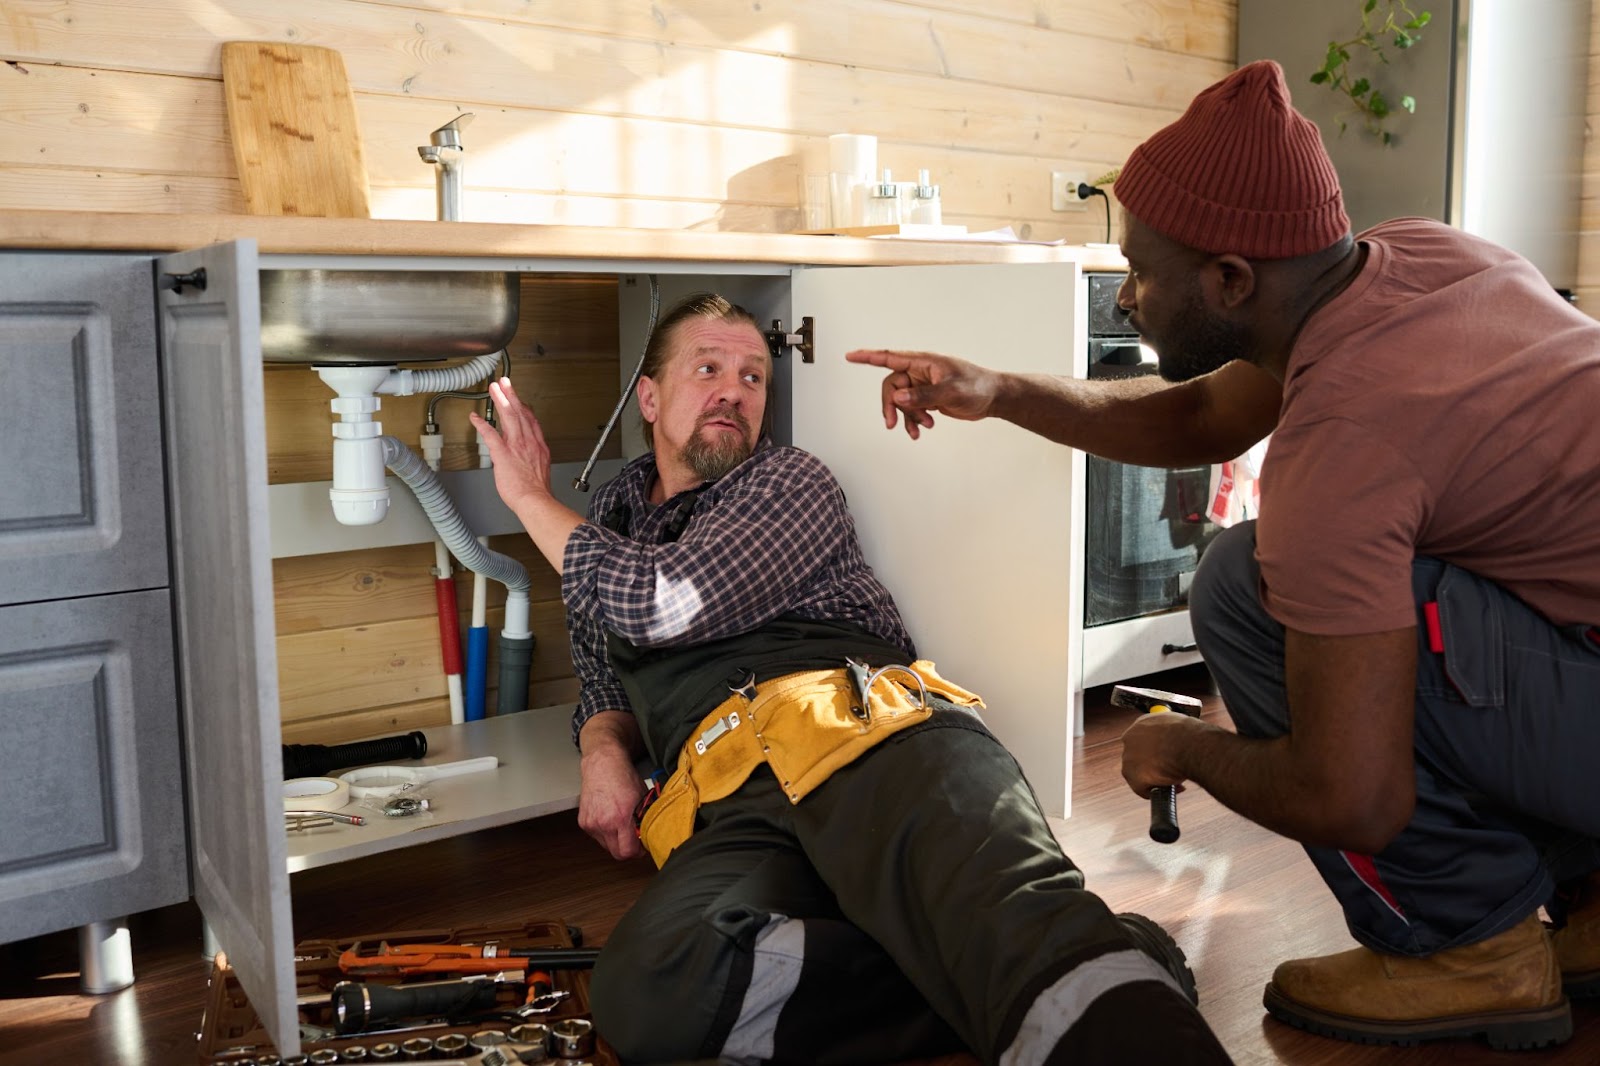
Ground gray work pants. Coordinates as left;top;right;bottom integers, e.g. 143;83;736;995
590;709;1230;1065
1190;521;1600;957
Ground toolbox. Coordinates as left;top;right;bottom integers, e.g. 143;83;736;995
197;919;616;1064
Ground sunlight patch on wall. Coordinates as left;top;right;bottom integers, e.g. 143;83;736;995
369;22;799;231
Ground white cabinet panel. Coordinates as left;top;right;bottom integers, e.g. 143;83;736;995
791;263;1081;816
1080;611;1204;691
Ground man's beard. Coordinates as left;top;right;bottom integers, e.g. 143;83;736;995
1154;286;1251;383
680;408;754;482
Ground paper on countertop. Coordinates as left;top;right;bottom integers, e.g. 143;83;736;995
868;225;1066;245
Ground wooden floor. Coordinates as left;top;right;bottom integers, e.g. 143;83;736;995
3;664;1597;1064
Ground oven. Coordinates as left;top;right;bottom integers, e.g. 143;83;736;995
1079;272;1219;679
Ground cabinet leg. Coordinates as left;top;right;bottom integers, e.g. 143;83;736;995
202;917;223;962
78;918;134;994
1072;688;1086;739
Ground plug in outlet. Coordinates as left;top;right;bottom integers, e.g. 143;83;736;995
1051;171;1088;212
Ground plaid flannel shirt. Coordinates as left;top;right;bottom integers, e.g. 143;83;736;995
562;444;914;746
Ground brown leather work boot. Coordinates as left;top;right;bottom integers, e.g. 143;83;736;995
1552;871;1600;998
1263;914;1571;1050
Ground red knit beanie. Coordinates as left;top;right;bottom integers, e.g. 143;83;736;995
1115;60;1349;259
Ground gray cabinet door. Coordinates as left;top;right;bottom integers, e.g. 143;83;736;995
0;253;170;605
156;242;299;1057
0;589;188;942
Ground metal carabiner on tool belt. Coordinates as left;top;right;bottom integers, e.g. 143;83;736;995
846;658;931;722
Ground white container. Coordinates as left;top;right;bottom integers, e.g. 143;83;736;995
828;134;877;227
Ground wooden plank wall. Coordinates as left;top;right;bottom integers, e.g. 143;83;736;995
1;0;1236;742
1575;6;1600;313
0;0;1234;239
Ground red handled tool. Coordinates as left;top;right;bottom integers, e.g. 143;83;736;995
339;941;601;977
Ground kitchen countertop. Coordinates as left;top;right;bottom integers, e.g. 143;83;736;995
0;209;1126;270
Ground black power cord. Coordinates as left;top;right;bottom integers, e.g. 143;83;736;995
1077;182;1111;244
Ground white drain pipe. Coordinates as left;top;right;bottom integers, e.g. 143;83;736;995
316;352;503;526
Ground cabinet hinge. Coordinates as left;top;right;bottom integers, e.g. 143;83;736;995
764;316;814;363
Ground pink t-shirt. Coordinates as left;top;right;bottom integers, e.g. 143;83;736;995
1256;217;1600;634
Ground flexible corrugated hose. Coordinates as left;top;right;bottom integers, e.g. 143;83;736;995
380;435;530;595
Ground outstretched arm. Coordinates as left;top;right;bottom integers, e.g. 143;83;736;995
845;349;1281;467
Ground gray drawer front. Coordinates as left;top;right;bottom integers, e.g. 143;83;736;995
0;589;188;943
0;253;169;605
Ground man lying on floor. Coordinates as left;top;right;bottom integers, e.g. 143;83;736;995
468;293;1231;1065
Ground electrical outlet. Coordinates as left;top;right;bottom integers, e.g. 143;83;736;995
1051;171;1088;212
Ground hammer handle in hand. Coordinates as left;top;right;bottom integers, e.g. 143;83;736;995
1150;785;1180;844
1110;685;1201;845
1146;702;1180;844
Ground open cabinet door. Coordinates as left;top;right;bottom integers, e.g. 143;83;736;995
791;263;1083;816
156;242;299;1057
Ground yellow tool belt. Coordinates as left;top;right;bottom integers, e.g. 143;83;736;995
636;660;983;867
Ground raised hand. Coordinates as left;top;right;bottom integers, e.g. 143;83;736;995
470;376;553;513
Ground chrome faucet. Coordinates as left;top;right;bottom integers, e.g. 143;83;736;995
418;113;474;221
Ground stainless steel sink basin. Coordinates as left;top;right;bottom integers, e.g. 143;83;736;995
259;270;520;364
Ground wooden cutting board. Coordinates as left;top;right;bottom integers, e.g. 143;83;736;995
221;41;372;217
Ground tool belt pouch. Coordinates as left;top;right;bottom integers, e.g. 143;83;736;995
638;659;981;867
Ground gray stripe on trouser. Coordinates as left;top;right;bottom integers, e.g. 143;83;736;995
720;915;805;1065
999;949;1184;1066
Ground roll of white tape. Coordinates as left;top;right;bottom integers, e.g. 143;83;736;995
283;777;351;812
340;765;423;800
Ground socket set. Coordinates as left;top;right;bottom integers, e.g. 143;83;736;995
204;1021;595;1062
198;921;610;1064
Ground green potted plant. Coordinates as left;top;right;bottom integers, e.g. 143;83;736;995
1310;0;1433;144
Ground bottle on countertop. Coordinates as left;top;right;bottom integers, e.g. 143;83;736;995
907;168;942;226
863;169;903;227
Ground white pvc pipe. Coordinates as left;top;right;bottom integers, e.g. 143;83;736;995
318;356;503;529
376;351;503;397
319;366;396;526
504;587;532;640
446;673;465;723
